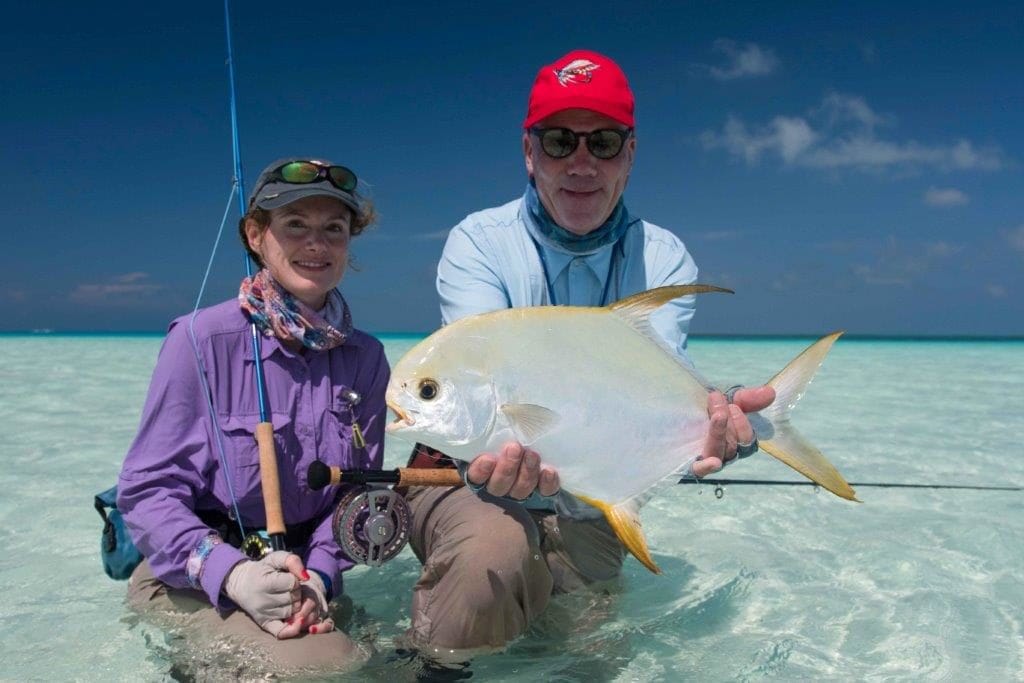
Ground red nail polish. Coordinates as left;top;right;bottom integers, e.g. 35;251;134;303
309;625;318;634
301;570;310;581
285;616;294;624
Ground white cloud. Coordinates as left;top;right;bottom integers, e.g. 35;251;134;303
924;187;969;206
771;271;802;291
694;229;744;242
703;39;780;80
70;272;163;304
852;238;962;286
701;115;816;165
702;92;1005;172
411;229;451;242
1008;225;1024;254
986;284;1006;298
815;93;890;130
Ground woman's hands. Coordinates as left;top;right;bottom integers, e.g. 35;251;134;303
222;550;334;639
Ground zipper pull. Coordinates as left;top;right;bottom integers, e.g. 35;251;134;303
351;421;366;449
343;389;366;450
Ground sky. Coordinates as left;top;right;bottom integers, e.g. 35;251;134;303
2;1;1022;336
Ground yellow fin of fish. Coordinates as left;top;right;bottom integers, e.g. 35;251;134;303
574;493;661;574
608;285;734;363
500;403;560;444
758;331;859;501
609;284;733;326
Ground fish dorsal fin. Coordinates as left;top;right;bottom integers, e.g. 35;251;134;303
607;285;733;386
500;403;560;445
608;285;733;341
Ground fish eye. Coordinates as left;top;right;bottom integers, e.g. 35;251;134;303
418;379;439;401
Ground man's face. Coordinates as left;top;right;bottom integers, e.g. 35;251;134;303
524;108;635;235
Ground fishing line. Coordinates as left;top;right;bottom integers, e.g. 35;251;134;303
188;183;247;540
679;478;1023;499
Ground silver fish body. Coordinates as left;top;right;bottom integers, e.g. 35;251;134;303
386;286;855;573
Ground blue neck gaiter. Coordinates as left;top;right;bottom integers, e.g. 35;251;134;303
523;181;632;256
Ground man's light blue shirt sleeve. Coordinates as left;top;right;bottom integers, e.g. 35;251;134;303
437;224;510;326
643;233;699;365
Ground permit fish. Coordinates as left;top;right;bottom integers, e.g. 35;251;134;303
385;285;856;574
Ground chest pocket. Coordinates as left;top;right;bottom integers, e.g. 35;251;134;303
217;412;294;499
327;389;367;469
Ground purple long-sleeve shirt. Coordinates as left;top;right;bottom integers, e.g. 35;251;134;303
117;299;389;608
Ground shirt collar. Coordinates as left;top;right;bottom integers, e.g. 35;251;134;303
536;241;613;281
240;322;365;362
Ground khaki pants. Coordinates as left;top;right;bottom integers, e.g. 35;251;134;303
405;485;625;651
127;560;366;676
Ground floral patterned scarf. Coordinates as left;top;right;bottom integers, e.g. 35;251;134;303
238;269;351;351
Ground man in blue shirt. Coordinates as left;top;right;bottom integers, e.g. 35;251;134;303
404;49;775;657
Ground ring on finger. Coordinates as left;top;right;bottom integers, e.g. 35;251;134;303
723;384;745;403
735;437;759;460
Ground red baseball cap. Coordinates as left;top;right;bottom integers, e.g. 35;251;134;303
523;49;635;129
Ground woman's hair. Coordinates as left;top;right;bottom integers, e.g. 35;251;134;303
238;198;378;269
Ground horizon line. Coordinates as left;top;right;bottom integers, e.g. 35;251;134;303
2;330;1022;342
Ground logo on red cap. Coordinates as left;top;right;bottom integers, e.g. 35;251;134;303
523;50;635;129
554;59;600;86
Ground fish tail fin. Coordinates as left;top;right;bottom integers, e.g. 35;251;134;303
758;331;859;502
574;494;661;574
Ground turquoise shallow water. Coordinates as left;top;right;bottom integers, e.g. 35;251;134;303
1;333;1022;681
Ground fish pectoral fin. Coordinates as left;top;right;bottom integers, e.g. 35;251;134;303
574;494;661;575
500;403;559;445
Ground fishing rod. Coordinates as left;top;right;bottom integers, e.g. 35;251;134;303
309;463;1022;496
223;0;287;555
306;461;463;491
679;478;1023;499
309;463;1023;561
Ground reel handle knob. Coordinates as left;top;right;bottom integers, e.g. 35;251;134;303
307;461;337;491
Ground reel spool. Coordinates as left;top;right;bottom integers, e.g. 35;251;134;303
332;486;411;566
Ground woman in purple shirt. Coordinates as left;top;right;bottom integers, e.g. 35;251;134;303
117;157;389;674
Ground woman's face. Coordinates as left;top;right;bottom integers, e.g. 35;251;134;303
245;195;352;309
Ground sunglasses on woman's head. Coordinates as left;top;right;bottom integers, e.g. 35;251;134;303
271;161;358;192
530;127;633;160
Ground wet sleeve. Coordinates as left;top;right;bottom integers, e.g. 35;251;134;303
117;321;245;607
303;339;391;590
437;222;512;325
645;233;699;366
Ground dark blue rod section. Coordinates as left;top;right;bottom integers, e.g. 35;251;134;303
223;0;269;424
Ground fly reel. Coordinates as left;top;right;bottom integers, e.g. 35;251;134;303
332;486;411;566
